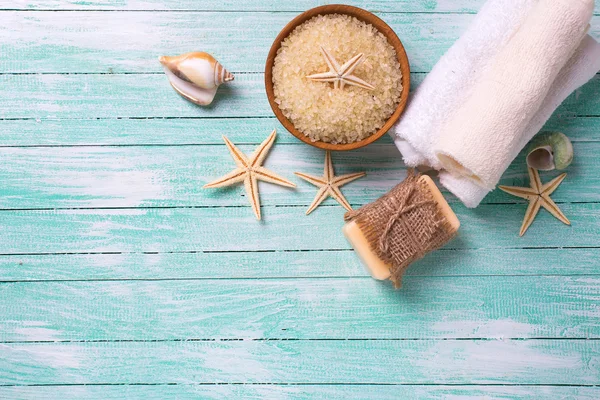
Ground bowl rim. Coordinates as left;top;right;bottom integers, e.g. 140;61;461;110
264;4;411;151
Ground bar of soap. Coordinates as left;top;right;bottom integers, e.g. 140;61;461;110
342;175;460;280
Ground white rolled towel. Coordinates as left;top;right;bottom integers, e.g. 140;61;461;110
393;0;538;169
434;0;594;190
440;35;600;207
392;0;598;208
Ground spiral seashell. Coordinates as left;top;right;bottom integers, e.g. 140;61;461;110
159;52;234;106
526;131;573;171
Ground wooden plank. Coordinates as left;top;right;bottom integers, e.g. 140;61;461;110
0;114;599;147
0;143;401;209
0;141;597;210
2;0;600;14
3;12;600;74
1;276;600;341
0;72;276;119
2;247;600;282
0;203;597;254
1;384;598;400
2;73;600;119
0;0;523;12
0;11;467;74
0;72;417;119
0;117;299;146
1;340;599;385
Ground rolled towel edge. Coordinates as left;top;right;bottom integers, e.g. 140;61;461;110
439;171;491;209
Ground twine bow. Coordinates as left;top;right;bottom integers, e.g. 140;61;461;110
378;170;435;257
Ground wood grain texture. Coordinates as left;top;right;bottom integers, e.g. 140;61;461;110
2;73;600;120
0;141;597;210
2;11;600;74
0;11;464;74
3;0;600;395
2;1;600;14
0;203;598;254
0;115;599;147
2;248;600;282
2;384;599;400
0;143;398;209
1;340;600;385
2;276;600;341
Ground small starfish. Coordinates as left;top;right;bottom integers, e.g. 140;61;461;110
295;151;366;215
498;167;570;236
306;46;375;91
203;130;295;220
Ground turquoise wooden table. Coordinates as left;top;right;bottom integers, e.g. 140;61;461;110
1;1;600;398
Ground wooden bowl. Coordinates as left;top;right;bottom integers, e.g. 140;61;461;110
265;4;411;151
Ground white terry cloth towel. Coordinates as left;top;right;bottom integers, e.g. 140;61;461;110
439;34;600;208
434;0;594;191
392;0;538;169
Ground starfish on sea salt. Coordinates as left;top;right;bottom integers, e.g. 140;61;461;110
295;151;366;215
306;46;375;91
203;130;296;221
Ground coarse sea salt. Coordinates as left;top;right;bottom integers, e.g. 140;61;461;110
272;14;403;144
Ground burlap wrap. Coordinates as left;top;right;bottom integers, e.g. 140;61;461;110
344;170;457;288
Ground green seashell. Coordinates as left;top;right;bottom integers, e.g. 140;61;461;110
526;131;573;171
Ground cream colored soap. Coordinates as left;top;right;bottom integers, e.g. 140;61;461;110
343;220;392;279
343;175;460;280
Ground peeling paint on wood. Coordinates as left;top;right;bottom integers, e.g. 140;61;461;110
1;0;600;397
1;340;600;385
1;276;600;341
3;73;600;119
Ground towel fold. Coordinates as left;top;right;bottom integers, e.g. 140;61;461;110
393;0;537;169
392;0;599;208
435;0;593;190
439;34;600;207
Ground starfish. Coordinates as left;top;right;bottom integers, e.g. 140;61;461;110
498;167;570;236
203;129;296;220
295;151;366;215
306;46;375;91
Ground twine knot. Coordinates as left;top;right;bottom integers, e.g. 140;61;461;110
378;171;435;257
